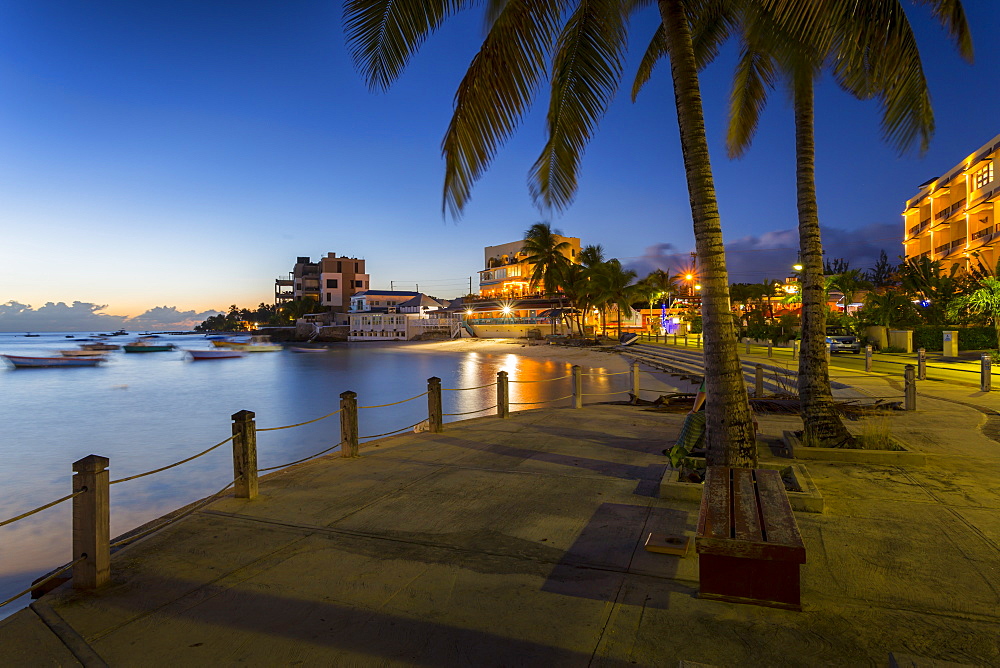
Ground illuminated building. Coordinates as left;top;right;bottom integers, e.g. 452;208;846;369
275;254;370;312
478;236;581;298
904;133;1000;271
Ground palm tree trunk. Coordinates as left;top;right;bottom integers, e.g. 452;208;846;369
793;75;854;447
658;0;756;467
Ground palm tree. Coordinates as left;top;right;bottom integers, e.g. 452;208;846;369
521;222;572;298
344;0;758;465
900;256;963;325
592;259;641;337
829;269;873;314
949;278;1000;348
579;244;606;268
677;0;973;447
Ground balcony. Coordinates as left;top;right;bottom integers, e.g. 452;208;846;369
908;219;931;238
972;226;995;242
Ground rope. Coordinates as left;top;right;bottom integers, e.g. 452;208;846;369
443;405;497;416
442;382;497;391
258;408;342;431
510;373;573;383
0;556;85;609
581;370;630;376
359;421;426;440
581;390;631;396
109;478;238;549
0;490;85;529
110;435;236;485
510;395;573;405
359;392;427;409
258;442;343;473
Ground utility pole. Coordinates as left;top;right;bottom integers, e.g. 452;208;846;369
390;281;394;291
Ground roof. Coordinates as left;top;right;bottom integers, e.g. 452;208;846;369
352;290;422;298
398;295;445;309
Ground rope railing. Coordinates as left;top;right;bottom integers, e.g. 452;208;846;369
258;408;342;431
109;478;239;549
581;370;630;376
257;442;344;473
359;392;428;409
581;390;631;396
0;557;85;609
0;489;85;529
444;405;497;416
110;435;236;485
510;395;573;405
509;373;573;383
442;382;497;391
359;420;426;440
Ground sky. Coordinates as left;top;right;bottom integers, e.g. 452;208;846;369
1;1;998;331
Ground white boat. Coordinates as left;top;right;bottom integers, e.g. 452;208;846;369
3;354;104;368
187;349;246;360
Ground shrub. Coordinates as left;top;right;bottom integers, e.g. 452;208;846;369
911;326;997;351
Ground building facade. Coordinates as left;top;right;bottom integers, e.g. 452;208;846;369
904;133;1000;271
349;290;421;313
275;253;370;312
478;236;581;298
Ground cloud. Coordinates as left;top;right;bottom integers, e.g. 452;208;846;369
625;222;901;283
0;301;222;332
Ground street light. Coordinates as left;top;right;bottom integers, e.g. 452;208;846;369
793;263;803;272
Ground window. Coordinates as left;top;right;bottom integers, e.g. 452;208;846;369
355;280;363;287
974;162;994;190
325;292;332;303
372;301;379;306
326;279;338;288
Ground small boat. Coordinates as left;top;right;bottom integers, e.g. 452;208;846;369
123;337;176;353
3;354;103;368
242;336;282;352
81;342;121;351
59;349;108;358
187;349;246;360
211;336;250;348
289;346;327;353
23;333;40;338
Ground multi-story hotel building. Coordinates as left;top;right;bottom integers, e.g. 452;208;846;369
904;133;1000;271
478;236;581;298
275;253;370;312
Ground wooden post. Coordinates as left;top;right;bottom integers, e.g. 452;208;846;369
981;354;992;393
917;348;926;380
427;377;443;432
340;391;359;457
572;365;583;409
72;455;110;590
231;410;258;499
865;345;873;373
631;361;640;403
496;370;509;418
904;365;916;411
755;364;764;398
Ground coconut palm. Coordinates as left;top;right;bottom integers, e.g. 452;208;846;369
649;0;972;447
948;278;1000;347
521;222;572;297
344;0;759;465
829;269;873;313
592;259;642;337
579;244;606;269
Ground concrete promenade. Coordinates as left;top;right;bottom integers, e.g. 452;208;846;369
2;364;999;665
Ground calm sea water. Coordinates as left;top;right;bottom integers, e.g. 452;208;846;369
0;331;671;617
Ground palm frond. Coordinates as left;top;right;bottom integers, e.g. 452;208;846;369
441;0;570;218
529;0;628;212
914;0;974;62
631;26;666;102
343;0;470;91
726;39;777;159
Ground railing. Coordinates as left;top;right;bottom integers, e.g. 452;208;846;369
972;226;994;241
0;362;646;610
934;242;951;254
467;317;552;325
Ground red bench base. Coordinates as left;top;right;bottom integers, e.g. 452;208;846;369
698;553;802;611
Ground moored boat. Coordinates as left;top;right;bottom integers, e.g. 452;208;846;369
123;337;176;353
289;346;327;353
242;335;282;352
81;342;120;351
187;349;246;360
59;349;108;358
3;354;104;368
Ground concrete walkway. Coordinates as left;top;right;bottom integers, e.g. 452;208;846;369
2;391;999;665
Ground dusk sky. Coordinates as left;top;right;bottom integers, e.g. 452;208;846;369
1;1;998;330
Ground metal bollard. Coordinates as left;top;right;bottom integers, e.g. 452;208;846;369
865;345;872;373
917;348;926;380
792;339;798;358
755;364;764;398
744;337;750;355
572;365;583;409
673;334;677;346
981;354;992;392
904;365;916;411
496;370;509;418
767;341;773;358
340;391;359;457
684;335;689;347
427;377;443;433
72;455;110;590
231;410;259;499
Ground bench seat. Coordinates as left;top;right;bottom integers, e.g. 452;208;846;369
696;466;806;611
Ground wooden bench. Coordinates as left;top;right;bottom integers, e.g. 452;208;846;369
696;466;806;611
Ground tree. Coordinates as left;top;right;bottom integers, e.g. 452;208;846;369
709;0;972;447
866;250;898;288
949;278;1000;349
829;269;873;312
900;257;963;325
579;244;606;268
823;258;850;275
344;1;769;465
521;222;572;298
857;291;916;329
592;259;642;337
